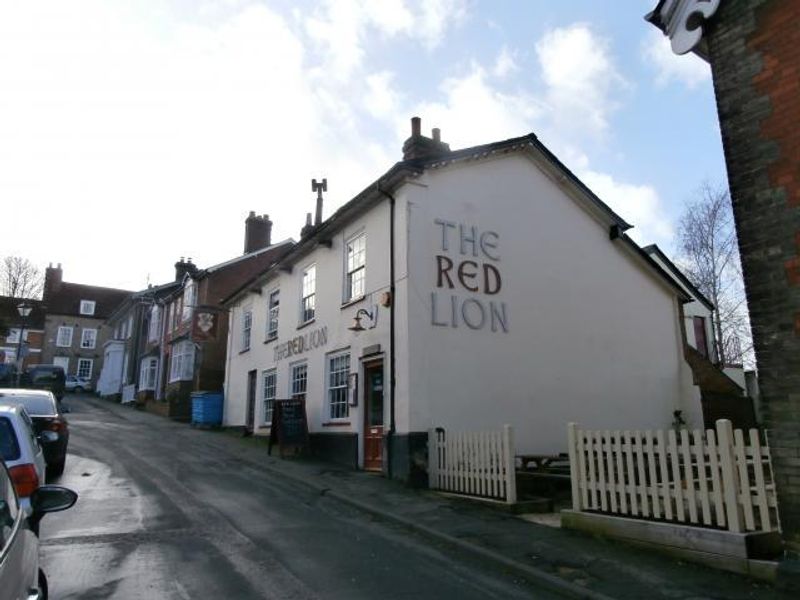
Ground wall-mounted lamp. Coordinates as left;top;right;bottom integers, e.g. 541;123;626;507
348;307;377;332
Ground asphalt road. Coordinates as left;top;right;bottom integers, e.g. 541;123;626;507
40;395;548;599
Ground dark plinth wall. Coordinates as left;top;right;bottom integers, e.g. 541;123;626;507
706;0;800;548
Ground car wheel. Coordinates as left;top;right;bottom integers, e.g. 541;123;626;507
39;568;49;600
49;457;66;478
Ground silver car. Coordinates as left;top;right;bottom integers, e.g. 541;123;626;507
0;460;77;599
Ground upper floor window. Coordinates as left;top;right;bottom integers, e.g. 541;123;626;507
56;326;73;348
266;290;279;340
345;233;366;302
126;315;133;339
148;305;161;342
301;265;316;323
80;300;96;316
80;328;97;349
182;281;195;322
241;309;252;352
5;328;25;344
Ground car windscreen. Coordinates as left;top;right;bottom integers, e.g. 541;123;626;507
0;417;21;461
0;394;57;416
31;370;61;384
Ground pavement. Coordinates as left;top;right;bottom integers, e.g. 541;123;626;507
75;396;796;600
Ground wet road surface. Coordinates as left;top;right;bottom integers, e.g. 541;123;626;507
40;395;548;599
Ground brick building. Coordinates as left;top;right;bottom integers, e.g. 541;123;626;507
648;0;800;549
0;296;46;372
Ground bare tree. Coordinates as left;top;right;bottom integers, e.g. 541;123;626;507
1;256;44;299
675;183;753;368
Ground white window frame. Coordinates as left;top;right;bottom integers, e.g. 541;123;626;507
5;328;26;344
182;281;195;322
266;289;279;340
139;357;158;390
290;361;308;400
80;328;97;349
241;308;252;352
148;305;161;342
262;369;276;425
79;300;96;316
300;264;316;324
53;356;69;373
327;352;350;420
345;233;366;302
77;358;93;379
126;315;133;339
169;340;195;383
56;326;73;348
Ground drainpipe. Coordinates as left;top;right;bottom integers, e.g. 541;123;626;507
377;181;397;479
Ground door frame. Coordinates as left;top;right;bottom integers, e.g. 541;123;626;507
361;357;385;471
245;369;257;434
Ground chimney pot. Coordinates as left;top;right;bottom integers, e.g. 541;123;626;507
432;128;441;142
248;210;256;218
411;116;421;138
244;211;272;254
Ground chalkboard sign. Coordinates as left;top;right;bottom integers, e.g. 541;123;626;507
268;399;310;457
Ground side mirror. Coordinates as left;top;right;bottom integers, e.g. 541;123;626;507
29;486;78;534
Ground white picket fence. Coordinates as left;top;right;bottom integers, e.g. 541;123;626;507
567;420;780;533
428;425;517;504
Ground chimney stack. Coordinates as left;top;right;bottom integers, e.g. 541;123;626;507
174;257;198;281
43;262;63;301
301;212;314;238
402;116;450;161
244;211;273;254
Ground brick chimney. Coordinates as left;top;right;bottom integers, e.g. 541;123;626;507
43;263;63;302
401;116;450;161
174;257;198;281
244;211;273;254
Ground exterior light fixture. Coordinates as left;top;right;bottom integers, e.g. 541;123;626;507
15;302;33;385
348;308;376;333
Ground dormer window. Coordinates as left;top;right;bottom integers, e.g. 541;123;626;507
80;300;96;316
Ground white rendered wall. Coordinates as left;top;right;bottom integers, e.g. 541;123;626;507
402;154;701;454
97;341;124;397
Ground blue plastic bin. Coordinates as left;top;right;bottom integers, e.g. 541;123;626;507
191;391;224;426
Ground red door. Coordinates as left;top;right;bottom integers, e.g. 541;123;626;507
363;362;384;472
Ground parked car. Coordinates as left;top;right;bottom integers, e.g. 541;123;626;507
0;459;78;600
0;390;69;477
19;365;65;401
65;375;93;394
0;363;17;388
0;404;47;513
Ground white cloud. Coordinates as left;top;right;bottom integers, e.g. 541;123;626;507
579;170;674;247
492;46;518;78
535;24;627;137
364;71;401;118
642;28;711;89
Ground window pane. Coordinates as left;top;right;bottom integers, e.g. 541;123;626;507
328;353;349;419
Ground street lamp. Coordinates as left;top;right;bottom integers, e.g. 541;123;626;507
15;301;32;387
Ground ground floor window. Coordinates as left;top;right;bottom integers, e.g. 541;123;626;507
327;352;350;420
140;357;158;390
77;358;93;379
263;369;276;425
169;340;195;382
290;362;307;400
53;356;69;373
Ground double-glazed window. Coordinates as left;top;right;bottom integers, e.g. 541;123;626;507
56;326;73;348
301;265;316;323
328;352;350;420
263;369;276;425
266;290;279;340
345;234;366;301
169;340;195;382
242;309;252;351
139;357;158;390
77;358;93;379
290;362;307;400
81;328;97;349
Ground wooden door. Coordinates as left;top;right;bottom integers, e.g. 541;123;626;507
246;369;257;434
693;316;709;358
363;362;384;472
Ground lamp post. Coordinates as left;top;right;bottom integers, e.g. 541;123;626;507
15;301;32;387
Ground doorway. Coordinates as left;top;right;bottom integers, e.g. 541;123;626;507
246;369;257;434
363;361;384;471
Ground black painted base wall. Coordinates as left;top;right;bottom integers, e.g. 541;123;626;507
388;432;429;487
309;432;358;469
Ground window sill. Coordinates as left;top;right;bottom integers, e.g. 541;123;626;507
322;421;351;427
296;319;316;331
340;296;366;310
263;335;278;345
239;348;251;355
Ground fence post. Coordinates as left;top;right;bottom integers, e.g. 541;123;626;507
503;425;517;505
567;423;581;510
716;419;743;533
427;429;438;490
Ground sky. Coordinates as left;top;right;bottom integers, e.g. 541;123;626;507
0;0;726;292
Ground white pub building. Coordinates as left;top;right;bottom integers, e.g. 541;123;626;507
223;118;702;481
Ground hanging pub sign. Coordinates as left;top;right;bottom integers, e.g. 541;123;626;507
192;307;220;342
268;398;310;457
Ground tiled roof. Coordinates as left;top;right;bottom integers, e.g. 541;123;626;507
44;282;132;319
0;296;46;329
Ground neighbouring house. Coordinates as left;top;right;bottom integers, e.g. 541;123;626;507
646;0;800;546
222;118;703;480
40;264;132;385
96;279;181;402
141;213;293;420
0;296;46;371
